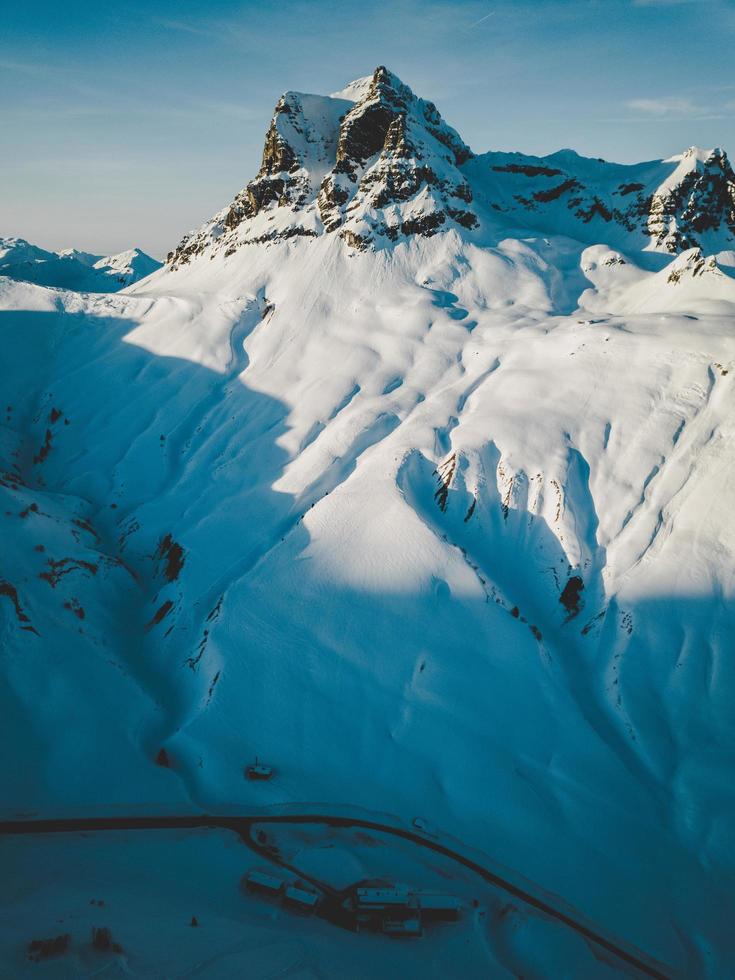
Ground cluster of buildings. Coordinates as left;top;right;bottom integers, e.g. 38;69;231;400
347;884;461;937
245;870;461;938
245;870;320;912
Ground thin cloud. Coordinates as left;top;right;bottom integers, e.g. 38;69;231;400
468;9;496;27
155;18;215;38
627;97;706;116
632;0;699;6
0;57;96;81
606;93;735;125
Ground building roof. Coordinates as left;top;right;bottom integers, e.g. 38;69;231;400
418;893;462;910
355;886;410;906
285;885;319;907
246;870;283;891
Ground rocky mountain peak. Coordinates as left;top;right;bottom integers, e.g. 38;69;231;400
647;146;735;252
167;66;477;265
317;65;476;246
165;71;735;269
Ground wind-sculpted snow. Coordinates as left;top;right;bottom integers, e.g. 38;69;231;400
3;67;735;977
2;224;735;974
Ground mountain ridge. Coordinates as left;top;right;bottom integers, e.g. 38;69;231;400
166;66;735;267
0;237;161;292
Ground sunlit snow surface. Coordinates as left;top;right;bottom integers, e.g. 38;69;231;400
1;220;734;976
0;238;161;292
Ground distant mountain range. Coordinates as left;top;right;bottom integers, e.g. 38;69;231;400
0;237;161;292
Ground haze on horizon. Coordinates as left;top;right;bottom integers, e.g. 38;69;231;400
3;0;734;258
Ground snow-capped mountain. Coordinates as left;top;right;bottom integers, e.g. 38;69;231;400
467;144;735;256
168;66;735;265
169;67;477;264
0;237;161;291
2;67;735;976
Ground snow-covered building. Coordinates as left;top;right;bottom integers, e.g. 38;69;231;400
245;870;283;895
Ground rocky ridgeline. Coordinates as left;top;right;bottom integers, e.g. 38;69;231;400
472;145;735;255
316;67;476;248
223;94;313;232
167;66;477;265
646;147;735;252
167;68;735;266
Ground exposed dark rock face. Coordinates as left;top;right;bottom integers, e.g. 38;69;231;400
646;147;735;252
168;90;334;266
27;935;71;962
492;163;563;178
318;66;476;245
666;247;721;283
223;95;308;232
560;575;584;619
472;145;735;256
168;66;477;265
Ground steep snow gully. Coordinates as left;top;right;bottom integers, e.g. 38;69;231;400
2;66;735;976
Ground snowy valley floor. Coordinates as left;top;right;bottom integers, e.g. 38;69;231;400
1;820;655;979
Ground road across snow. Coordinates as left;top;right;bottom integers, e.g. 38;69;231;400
0;807;671;978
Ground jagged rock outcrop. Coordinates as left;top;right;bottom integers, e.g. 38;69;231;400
666;246;723;283
223;95;316;231
466;145;735;256
167;66;477;265
317;67;476;247
646;147;735;252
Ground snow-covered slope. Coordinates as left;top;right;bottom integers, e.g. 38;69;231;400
2;67;735;976
0;237;161;291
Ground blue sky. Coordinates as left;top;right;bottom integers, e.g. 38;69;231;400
2;0;734;257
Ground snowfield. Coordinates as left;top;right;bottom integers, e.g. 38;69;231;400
1;67;735;977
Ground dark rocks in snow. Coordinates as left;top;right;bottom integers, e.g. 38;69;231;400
560;575;585;619
532;179;582;204
0;580;31;622
617;181;645;196
648;147;735;251
91;926;123;954
27;934;71;961
666;248;720;283
318;66;476;245
492;163;563;178
155;533;185;582
146;599;174;631
336;67;405;165
478;145;735;255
